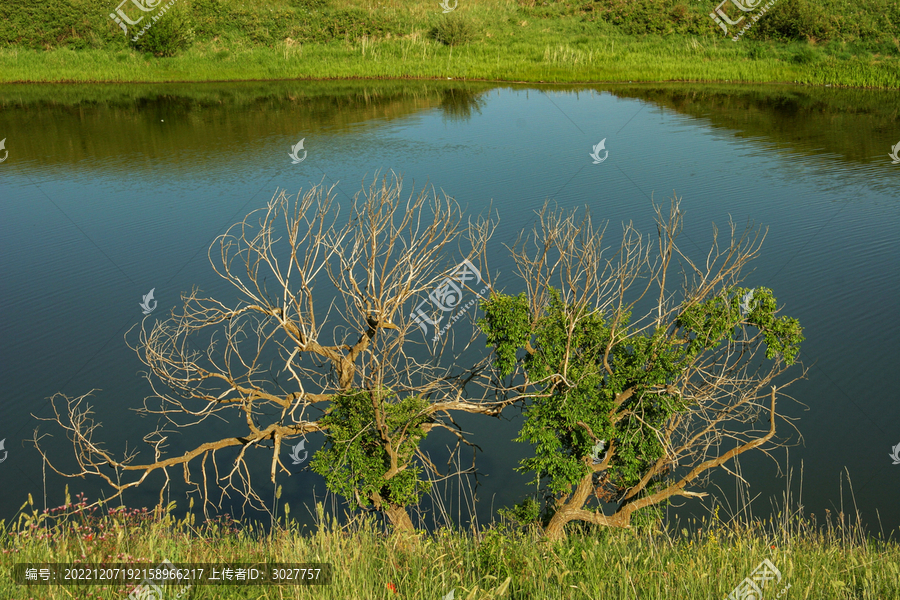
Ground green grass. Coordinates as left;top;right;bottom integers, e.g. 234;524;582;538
0;36;897;88
0;0;898;87
1;490;899;599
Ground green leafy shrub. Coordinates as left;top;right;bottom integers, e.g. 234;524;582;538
430;12;478;46
323;8;400;41
284;8;403;44
190;2;401;45
668;3;688;23
0;0;119;49
585;0;710;36
749;0;836;41
130;2;195;57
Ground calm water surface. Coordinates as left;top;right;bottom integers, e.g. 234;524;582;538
0;81;898;534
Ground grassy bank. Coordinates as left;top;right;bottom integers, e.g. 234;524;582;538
0;0;898;87
1;491;899;599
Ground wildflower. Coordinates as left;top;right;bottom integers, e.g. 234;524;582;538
387;582;398;594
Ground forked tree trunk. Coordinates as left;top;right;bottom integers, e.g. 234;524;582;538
545;390;781;540
543;470;632;540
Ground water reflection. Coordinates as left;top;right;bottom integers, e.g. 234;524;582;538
0;79;897;536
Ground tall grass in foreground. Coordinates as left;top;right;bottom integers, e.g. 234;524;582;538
0;485;898;599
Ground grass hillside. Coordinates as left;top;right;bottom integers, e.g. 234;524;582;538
3;0;899;52
0;0;898;86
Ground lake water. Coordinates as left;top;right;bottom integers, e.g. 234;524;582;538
1;80;898;536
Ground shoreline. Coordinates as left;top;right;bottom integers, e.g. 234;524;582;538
0;75;874;89
1;36;897;90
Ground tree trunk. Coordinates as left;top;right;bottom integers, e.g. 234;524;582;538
544;511;571;541
384;503;415;533
542;468;632;540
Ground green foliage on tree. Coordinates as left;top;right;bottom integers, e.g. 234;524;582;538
478;202;805;538
678;285;803;364
482;283;803;527
311;389;433;510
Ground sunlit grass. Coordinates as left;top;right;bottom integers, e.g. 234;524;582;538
0;0;898;87
1;488;898;599
1;34;897;88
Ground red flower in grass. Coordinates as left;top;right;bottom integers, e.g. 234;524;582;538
387;582;398;594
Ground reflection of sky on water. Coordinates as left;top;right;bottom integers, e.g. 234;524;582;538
0;82;898;535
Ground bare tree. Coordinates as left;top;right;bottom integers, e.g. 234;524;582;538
479;199;807;539
36;173;516;532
